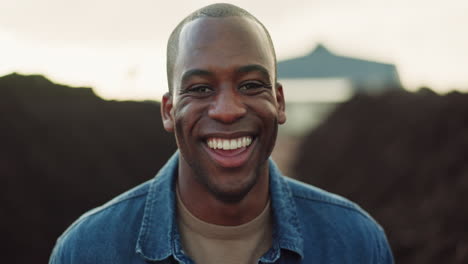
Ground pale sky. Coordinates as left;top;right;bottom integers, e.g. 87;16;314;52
1;0;468;101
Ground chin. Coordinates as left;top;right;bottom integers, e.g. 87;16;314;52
203;172;259;204
208;184;254;204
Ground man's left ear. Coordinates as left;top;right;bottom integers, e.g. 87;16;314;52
276;83;286;125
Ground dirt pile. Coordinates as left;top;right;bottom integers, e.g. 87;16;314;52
293;89;468;263
0;73;177;263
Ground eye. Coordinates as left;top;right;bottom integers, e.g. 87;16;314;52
239;82;265;91
238;81;271;94
186;85;214;94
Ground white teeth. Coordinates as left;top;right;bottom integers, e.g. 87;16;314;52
230;139;237;149
206;136;253;150
223;140;230;150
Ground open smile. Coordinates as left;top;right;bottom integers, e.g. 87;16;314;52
203;136;256;168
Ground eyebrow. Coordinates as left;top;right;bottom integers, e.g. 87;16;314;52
180;64;272;85
181;69;214;85
236;64;271;81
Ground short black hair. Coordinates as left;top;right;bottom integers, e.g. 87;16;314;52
166;3;277;93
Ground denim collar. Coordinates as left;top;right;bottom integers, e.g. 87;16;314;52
136;152;304;262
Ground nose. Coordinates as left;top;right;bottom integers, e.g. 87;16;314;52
208;87;247;123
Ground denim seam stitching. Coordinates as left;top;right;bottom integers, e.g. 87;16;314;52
292;194;377;223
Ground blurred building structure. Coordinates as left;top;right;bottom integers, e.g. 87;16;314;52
277;43;402;136
272;44;402;175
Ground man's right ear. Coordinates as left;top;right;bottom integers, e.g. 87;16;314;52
161;92;174;132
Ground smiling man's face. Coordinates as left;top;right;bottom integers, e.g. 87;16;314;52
162;16;286;203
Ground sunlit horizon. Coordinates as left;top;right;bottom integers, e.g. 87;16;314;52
2;0;468;101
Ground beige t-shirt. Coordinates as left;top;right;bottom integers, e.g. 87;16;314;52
176;191;273;264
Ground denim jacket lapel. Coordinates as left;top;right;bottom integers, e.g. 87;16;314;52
260;160;304;263
136;152;180;262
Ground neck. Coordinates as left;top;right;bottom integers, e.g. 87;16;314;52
177;160;270;226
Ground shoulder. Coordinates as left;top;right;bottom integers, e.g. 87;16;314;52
283;177;393;263
284;176;382;231
285;176;373;219
49;179;152;263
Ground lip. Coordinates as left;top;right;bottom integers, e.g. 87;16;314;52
201;135;256;168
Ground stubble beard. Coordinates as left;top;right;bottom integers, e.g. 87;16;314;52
189;160;264;204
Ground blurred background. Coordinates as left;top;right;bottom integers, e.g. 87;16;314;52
1;0;468;263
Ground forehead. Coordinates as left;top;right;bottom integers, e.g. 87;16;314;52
173;16;274;81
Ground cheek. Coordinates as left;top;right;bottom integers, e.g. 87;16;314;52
250;97;280;120
173;100;205;136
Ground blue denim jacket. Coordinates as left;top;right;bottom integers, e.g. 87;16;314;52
50;152;393;263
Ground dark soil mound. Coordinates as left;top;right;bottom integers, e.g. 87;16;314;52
293;89;468;263
0;73;177;263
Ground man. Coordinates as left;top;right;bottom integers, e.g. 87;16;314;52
50;3;393;263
